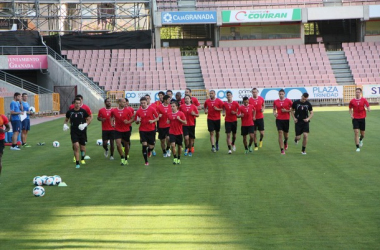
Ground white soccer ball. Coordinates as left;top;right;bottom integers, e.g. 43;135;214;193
33;186;45;197
29;106;36;113
46;176;55;186
53;141;60;147
53;175;62;185
96;139;103;146
33;176;43;186
41;175;48;185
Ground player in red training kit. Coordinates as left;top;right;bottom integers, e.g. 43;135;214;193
97;98;115;160
249;88;265;150
204;90;224;152
0;113;10;177
156;95;172;157
273;89;293;155
167;101;186;165
222;91;239;154
135;97;159;166
237;97;256;154
349;88;370;152
111;98;134;166
180;94;199;157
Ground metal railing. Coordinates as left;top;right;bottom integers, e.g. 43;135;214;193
0;46;48;55
0;70;53;94
47;46;106;98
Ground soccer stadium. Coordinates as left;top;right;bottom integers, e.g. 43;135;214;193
0;0;380;249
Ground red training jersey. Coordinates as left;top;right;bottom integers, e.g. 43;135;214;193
204;98;223;120
98;107;114;131
168;111;186;135
238;104;255;127
111;107;133;132
273;98;293;120
135;106;158;132
180;96;200;107
223;101;239;122
249;96;265;119
349;98;369;119
180;104;198;126
157;104;171;129
0;114;9;140
69;103;92;115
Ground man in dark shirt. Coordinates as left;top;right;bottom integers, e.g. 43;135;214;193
64;97;91;168
292;92;313;155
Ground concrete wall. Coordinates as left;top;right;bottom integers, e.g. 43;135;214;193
219;38;304;47
39;56;104;111
308;6;364;21
364;35;380;42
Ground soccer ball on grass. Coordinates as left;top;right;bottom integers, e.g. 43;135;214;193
33;186;45;197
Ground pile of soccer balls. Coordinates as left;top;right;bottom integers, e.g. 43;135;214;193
33;175;62;197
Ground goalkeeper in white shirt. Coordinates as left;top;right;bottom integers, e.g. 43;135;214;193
63;97;91;169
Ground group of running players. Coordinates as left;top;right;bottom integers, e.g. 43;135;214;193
62;87;370;168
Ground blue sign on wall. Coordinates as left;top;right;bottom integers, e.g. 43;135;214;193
161;11;217;24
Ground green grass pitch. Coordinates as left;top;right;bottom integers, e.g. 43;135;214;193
0;107;379;249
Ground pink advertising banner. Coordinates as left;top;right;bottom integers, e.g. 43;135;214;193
6;55;48;70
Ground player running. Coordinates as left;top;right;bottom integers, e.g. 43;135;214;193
204;90;224;152
111;98;134;165
349;88;370;152
180;95;199;156
249;88;265;150
97;98;115;160
237;97;256;154
156;95;172;157
222;91;239;154
292;93;313;155
64;97;91;168
0;113;10;177
135;97;159;166
168;101;187;164
273;89;293;155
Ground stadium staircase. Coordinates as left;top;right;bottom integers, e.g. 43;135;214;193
181;55;207;102
0;70;53;94
326;51;355;85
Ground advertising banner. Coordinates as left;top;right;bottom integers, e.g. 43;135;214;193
369;5;380;18
363;85;380;98
0;55;48;70
125;90;185;103
222;8;301;23
162;11;217;25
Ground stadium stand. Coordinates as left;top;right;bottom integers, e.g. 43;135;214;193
199;44;336;89
343;42;380;84
62;48;187;91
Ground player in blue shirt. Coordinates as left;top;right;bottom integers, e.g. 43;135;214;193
21;93;33;147
9;92;23;150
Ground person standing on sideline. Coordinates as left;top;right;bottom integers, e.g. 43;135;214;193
168;101;187;164
157;95;172;157
166;90;177;103
237;97;256;154
349;88;370;152
249;88;265;150
273;89;293;155
135;97;159;166
0;113;10;177
97;98;115;160
111;98;134;166
204;90;224;152
180;95;199;156
21;93;33;147
292;93;314;155
222;91;239;154
64;97;91;169
9;92;23;150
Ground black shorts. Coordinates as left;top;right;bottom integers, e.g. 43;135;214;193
158;127;170;140
102;130;115;141
0;139;4;154
241;126;255;136
139;130;156;145
276;119;289;133
169;134;183;146
183;126;196;139
225;121;237;134
295;121;310;136
115;130;131;142
253;118;265;131
352;118;365;131
207;119;220;132
71;132;86;146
